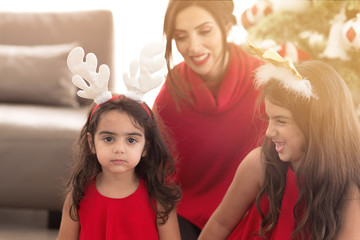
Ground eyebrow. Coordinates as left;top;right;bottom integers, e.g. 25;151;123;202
98;131;143;137
174;21;213;32
268;115;292;120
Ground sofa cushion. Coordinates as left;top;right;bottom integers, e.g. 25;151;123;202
0;104;88;209
0;10;115;94
0;43;79;107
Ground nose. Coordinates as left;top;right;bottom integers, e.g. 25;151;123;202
188;34;201;53
265;122;276;138
113;141;125;154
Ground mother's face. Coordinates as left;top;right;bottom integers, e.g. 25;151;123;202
173;5;227;82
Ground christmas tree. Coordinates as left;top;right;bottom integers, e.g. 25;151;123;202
241;0;360;117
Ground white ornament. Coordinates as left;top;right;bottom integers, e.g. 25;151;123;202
342;13;360;51
241;0;273;29
320;7;350;61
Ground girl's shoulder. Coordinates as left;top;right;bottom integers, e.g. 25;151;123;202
242;147;264;171
234;147;265;190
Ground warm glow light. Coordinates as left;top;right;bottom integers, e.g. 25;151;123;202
3;0;255;106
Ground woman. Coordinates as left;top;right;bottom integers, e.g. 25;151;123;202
199;59;360;239
153;1;265;238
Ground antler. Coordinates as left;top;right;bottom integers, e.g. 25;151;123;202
67;47;112;104
123;42;165;101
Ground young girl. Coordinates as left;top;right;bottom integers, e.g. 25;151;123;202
199;47;360;239
57;47;182;240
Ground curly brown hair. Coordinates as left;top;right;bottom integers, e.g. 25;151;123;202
67;95;182;224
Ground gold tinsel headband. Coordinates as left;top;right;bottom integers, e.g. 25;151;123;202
248;42;317;99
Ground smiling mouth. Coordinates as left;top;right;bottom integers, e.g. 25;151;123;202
274;141;285;153
191;53;209;65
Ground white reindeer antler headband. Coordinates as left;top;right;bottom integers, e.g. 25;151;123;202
123;42;165;102
67;42;165;112
67;47;112;105
248;43;317;99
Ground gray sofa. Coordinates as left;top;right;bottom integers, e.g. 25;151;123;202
0;10;115;223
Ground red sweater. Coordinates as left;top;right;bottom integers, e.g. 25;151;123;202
154;44;265;228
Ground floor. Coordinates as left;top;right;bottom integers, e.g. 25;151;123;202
0;208;58;240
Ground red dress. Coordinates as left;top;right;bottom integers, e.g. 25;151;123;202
78;179;158;240
154;43;265;228
228;167;300;239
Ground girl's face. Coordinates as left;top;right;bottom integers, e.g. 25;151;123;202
265;98;306;170
88;110;146;176
173;5;228;82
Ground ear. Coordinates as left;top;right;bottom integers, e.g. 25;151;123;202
141;149;147;158
141;143;148;157
87;132;96;154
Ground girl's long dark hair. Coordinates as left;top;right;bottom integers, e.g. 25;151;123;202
67;96;182;224
256;61;360;239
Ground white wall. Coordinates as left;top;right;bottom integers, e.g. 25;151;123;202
2;0;255;106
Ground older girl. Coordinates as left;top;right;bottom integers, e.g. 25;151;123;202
199;59;360;239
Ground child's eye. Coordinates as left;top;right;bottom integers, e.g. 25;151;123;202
127;138;137;144
104;136;114;142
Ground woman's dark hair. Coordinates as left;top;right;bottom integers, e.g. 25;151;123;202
67;95;181;224
163;0;237;106
256;61;360;239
